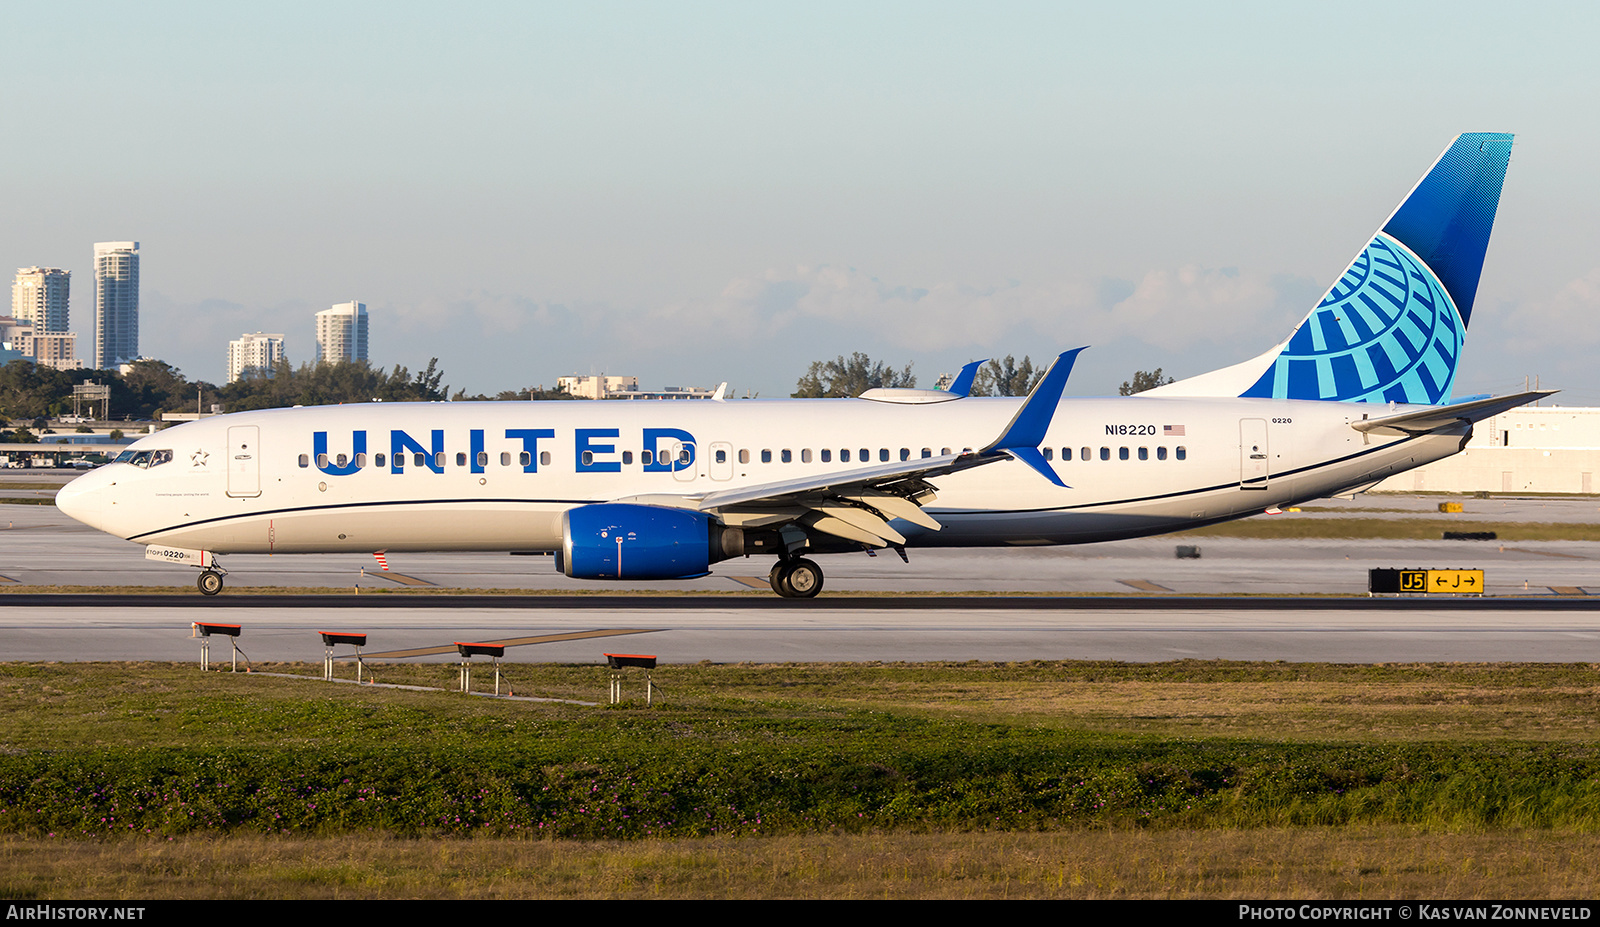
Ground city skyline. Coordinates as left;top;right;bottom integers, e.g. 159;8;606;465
3;5;1599;401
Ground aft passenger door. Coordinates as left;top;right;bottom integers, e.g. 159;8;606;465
226;425;261;498
1239;418;1269;490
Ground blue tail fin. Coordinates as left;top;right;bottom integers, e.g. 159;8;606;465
1155;134;1513;405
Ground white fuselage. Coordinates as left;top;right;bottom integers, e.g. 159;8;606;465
56;395;1463;556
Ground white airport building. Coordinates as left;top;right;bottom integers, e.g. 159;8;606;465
1371;404;1600;495
557;374;716;400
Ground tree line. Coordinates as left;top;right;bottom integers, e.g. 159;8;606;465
0;358;459;433
790;353;1175;398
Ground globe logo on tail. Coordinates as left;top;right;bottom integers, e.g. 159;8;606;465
1243;232;1462;404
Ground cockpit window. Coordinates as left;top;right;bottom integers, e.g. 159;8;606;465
113;449;172;469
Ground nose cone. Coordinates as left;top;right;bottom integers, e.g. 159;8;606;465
55;468;111;534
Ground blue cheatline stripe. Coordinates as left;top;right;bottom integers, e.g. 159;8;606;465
126;496;602;542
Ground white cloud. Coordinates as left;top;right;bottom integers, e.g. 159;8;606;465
636;262;1308;355
1502;268;1600;354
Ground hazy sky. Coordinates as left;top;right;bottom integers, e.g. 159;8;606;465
6;1;1599;401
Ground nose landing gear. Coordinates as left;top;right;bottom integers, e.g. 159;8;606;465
197;568;226;596
769;558;823;598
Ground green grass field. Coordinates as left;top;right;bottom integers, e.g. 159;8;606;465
2;660;1598;897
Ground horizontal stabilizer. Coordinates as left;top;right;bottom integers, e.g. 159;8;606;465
1351;390;1555;436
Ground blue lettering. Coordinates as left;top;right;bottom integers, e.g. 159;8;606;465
313;431;365;476
470;429;486;474
391;429;444;474
506;428;554;473
576;428;621;473
643;427;696;473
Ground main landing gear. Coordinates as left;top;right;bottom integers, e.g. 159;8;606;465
197;569;226;596
769;558;823;598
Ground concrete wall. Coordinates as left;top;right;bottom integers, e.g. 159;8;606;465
1371;405;1600;494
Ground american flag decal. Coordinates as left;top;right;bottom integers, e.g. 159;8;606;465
1163;424;1185;436
373;551;390;571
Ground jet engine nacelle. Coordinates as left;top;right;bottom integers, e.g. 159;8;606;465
560;503;770;580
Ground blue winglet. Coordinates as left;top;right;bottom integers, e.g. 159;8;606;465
947;359;986;396
980;347;1087;487
1007;446;1066;488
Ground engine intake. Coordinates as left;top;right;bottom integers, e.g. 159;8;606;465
560;503;774;580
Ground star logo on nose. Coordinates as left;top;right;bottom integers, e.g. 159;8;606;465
191;450;209;467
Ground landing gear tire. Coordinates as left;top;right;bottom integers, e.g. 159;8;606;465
197;570;224;596
772;558;823;598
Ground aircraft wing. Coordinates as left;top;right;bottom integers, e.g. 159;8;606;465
1351;390;1555;436
613;347;1087;548
689;452;991;509
615;451;999;544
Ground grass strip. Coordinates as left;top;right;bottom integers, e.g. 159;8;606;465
5;827;1600;899
6;738;1600;839
3;662;1600;840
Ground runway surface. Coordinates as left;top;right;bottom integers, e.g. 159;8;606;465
7;595;1600;664
2;496;1597;663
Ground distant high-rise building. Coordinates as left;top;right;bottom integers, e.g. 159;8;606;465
93;242;139;369
0;316;80;371
0;316;30;346
11;267;71;333
316;301;368;364
26;332;79;371
228;332;286;383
